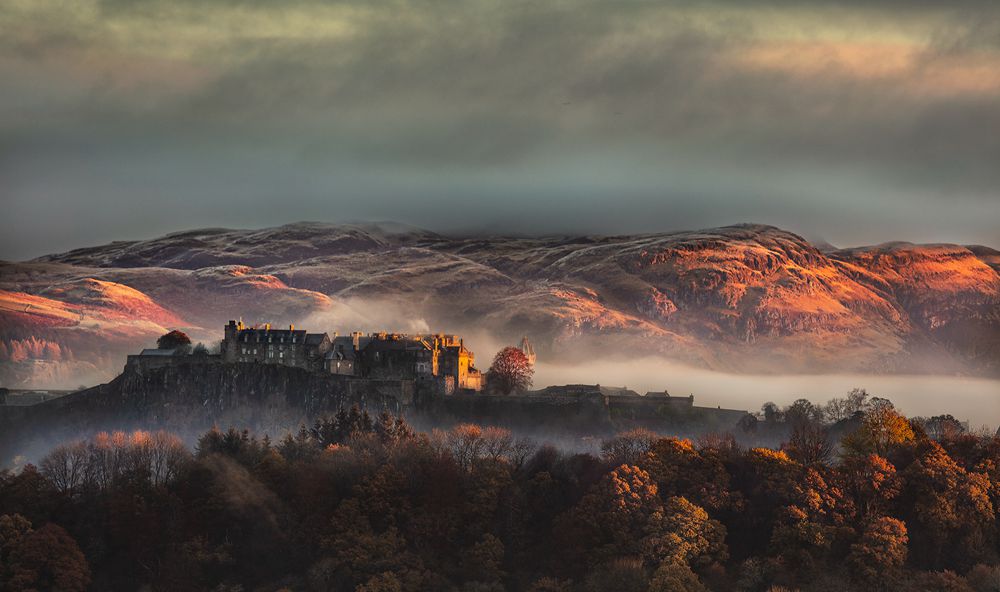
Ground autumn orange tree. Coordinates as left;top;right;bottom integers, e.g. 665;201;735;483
841;399;915;457
897;440;996;569
847;516;908;587
485;346;534;394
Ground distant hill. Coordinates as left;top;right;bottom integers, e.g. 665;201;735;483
2;222;998;386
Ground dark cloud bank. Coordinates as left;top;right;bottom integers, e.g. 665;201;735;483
1;0;999;259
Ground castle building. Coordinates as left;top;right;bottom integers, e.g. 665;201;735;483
219;322;483;393
325;334;368;376
221;320;331;371
358;332;483;393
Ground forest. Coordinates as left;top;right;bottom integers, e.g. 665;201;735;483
1;395;999;592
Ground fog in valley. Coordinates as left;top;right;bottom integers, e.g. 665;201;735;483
536;357;1000;432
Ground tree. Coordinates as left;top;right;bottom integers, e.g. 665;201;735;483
823;396;854;423
842;400;915;457
640;437;740;514
555;465;662;564
0;518;91;592
485;347;533;394
157;330;192;351
965;564;1000;592
912;571;976;592
583;558;648;592
648;561;709;592
356;572;403;592
783;422;833;466
527;577;571;592
783;399;823;428
916;415;967;441
761;402;783;423
847;517;908;586
898;441;996;569
643;496;728;569
460;533;505;583
601;428;657;466
846;388;871;415
841;454;900;521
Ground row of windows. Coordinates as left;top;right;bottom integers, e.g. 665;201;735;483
238;351;289;361
241;346;299;355
240;335;298;344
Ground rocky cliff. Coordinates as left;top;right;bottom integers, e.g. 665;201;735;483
0;360;405;462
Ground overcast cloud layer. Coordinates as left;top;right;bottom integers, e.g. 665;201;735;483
1;0;999;259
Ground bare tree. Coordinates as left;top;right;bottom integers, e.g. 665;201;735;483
482;426;514;461
447;424;486;470
40;441;89;495
783;422;834;465
600;428;657;466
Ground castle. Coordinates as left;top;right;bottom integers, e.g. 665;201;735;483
123;321;750;430
214;320;484;394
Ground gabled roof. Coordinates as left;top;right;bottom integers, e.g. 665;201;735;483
304;333;329;346
327;338;359;360
325;348;357;361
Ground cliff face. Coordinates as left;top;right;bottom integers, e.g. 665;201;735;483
0;360;752;464
2;222;998;384
0;360;405;462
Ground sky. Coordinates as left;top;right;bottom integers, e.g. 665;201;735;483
1;0;999;260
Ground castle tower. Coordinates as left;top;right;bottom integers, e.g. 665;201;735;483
519;336;536;365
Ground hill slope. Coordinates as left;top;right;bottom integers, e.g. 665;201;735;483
2;222;998;386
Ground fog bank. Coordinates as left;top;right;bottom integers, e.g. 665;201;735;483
536;357;1000;432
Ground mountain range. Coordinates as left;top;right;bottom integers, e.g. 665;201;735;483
1;222;998;387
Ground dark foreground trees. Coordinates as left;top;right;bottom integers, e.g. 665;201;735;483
1;404;999;591
0;515;91;592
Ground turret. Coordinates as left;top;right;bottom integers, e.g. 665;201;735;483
519;336;537;365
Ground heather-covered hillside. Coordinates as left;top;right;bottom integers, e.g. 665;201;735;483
2;222;998;386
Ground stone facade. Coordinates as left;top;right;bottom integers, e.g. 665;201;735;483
216;322;483;393
221;320;330;371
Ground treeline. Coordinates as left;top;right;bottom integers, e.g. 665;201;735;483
0;337;75;363
1;401;999;592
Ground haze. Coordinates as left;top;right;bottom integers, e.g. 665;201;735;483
2;0;1000;260
536;358;1000;433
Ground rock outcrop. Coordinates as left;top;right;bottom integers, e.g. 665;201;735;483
0;359;405;461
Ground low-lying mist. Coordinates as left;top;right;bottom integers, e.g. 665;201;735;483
535;357;1000;432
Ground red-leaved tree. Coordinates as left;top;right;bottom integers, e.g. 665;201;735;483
157;330;192;351
485;347;534;395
